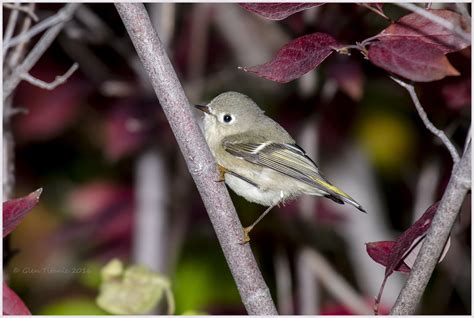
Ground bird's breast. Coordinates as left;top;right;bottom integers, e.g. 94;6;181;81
224;173;283;206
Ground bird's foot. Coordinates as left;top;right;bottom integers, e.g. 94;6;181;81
239;226;253;245
215;164;228;182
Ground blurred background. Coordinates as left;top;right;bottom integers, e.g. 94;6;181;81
3;3;471;315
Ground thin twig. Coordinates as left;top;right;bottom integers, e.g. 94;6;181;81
3;3;39;22
20;63;78;90
3;4;20;57
394;3;471;43
3;3;80;101
7;3;36;70
304;249;373;315
114;3;278;315
391;77;460;164
3;3;80;51
359;3;390;20
391;144;471;314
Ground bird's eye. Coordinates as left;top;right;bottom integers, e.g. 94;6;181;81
223;114;233;123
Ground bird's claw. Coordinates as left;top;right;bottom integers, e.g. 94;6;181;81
239;226;253;245
215;164;227;182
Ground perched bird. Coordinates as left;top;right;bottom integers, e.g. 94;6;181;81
195;92;365;243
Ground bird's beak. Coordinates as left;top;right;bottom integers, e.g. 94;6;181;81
194;104;211;114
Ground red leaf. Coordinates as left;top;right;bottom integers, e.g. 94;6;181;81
366;241;411;273
367;201;444;311
327;59;365;101
378;9;471;53
385;201;440;277
239;3;323;20
3;189;42;237
3;282;31;315
368;39;460;82
241;32;341;83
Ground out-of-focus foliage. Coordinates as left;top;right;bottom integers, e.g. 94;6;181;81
96;258;174;315
3;3;470;315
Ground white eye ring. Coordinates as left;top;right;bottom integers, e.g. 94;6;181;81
220;113;234;124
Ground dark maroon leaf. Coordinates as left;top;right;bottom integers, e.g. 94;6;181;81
378;9;471;53
3;189;42;237
368;39;460;82
3;281;31;315
327;59;365;101
385;201;440;277
241;32;341;83
239;3;323;20
441;77;471;109
366;241;411;273
367;201;444;311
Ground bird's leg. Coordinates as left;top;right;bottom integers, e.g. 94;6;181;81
216;164;228;182
240;204;275;244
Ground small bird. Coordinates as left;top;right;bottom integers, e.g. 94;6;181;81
195;92;365;243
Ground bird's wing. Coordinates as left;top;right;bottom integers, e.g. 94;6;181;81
222;136;365;212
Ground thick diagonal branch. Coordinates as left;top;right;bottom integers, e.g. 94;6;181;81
391;144;471;314
114;3;277;315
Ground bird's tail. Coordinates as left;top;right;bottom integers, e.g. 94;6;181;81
311;177;367;213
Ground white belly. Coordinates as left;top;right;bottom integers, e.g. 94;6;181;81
225;173;285;206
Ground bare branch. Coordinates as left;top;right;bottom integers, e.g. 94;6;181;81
391;144;471;314
7;3;36;69
20;63;78;90
114;3;277;315
303;249;373;315
394;3;471;43
3;3;80;51
3;3;80;101
391;77;460;164
359;3;390;20
3;4;20;57
3;3;39;22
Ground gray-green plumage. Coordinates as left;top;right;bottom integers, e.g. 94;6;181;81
198;91;365;213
